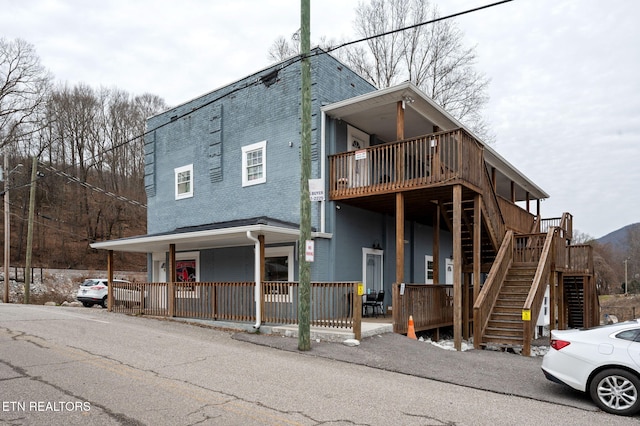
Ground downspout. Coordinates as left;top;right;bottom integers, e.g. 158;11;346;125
247;231;261;329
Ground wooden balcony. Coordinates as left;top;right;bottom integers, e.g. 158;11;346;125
329;129;483;200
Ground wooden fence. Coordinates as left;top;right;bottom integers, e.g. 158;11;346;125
392;283;455;334
109;281;361;333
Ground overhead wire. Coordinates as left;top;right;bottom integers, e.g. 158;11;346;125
5;1;513;212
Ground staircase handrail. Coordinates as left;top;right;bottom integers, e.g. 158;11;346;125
522;227;558;356
561;212;573;241
473;230;514;349
481;165;506;251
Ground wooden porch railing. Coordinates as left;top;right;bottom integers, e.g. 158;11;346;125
329;129;483;199
392;283;455;334
473;230;514;348
522;227;558;356
564;244;594;273
540;212;573;241
109;281;363;338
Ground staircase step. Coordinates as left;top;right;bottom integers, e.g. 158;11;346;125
486;327;523;338
483;335;524;345
487;319;522;335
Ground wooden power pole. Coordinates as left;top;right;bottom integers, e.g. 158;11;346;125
298;0;311;351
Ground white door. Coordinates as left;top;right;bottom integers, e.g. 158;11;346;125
362;248;384;293
445;258;454;284
348;125;370;187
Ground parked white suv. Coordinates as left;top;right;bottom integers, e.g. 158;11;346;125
76;278;130;308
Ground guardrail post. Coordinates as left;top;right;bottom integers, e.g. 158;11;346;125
353;282;362;340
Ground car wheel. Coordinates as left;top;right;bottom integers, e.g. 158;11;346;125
589;368;640;416
101;297;109;309
82;302;93;308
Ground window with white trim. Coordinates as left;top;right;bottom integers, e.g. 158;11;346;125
425;255;434;284
242;140;267;186
175;164;193;200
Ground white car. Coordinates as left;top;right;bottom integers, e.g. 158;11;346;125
76;278;130;308
542;320;640;416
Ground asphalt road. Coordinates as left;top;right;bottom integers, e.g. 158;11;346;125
0;304;636;425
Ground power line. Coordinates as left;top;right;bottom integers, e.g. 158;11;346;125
38;163;147;209
15;1;513;203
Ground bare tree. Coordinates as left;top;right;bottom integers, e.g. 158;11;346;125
268;35;299;62
0;38;51;150
345;0;490;137
268;0;491;138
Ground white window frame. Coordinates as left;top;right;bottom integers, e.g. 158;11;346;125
175;251;200;298
242;140;267;187
425;255;434;284
175;164;193;200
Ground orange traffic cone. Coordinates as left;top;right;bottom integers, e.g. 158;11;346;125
407;315;417;340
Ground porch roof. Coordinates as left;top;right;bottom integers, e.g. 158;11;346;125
322;81;549;202
90;217;330;253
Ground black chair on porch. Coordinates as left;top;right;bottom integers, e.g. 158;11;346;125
363;291;385;318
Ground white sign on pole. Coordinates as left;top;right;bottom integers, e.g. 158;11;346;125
355;150;367;160
308;178;324;201
305;240;314;262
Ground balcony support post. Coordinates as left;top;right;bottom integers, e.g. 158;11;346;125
453;184;462;351
395;192;405;285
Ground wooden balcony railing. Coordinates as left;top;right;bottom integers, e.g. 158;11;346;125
329;129;483;199
497;196;536;235
109;280;363;338
540;212;573;241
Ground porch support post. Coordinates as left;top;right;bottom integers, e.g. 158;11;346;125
169;244;176;317
396;101;404;140
473;194;481;303
258;234;265;323
107;250;114;312
463;272;470;339
453;185;463;351
558;272;565;329
258;235;265;281
550;271;557;331
473;194;481;339
433;203;440;284
396;192;405;285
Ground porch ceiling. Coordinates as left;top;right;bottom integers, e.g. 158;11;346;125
91;224;329;254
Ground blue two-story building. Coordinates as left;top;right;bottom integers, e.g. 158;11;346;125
93;48;597;353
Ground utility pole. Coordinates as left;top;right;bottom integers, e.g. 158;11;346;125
2;155;21;304
3;153;9;303
625;258;629;295
24;156;38;304
298;0;311;351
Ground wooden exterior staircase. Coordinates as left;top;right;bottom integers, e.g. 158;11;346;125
483;264;536;347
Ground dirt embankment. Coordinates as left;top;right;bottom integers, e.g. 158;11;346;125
2;268;147;304
599;294;640;322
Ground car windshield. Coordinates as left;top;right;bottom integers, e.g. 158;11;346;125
81;279;102;287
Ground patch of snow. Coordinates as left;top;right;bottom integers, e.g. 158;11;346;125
419;336;472;351
343;339;360;347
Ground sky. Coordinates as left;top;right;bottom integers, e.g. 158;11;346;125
2;0;638;239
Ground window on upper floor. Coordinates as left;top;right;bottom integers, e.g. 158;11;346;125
242;140;267;187
175;164;193;200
